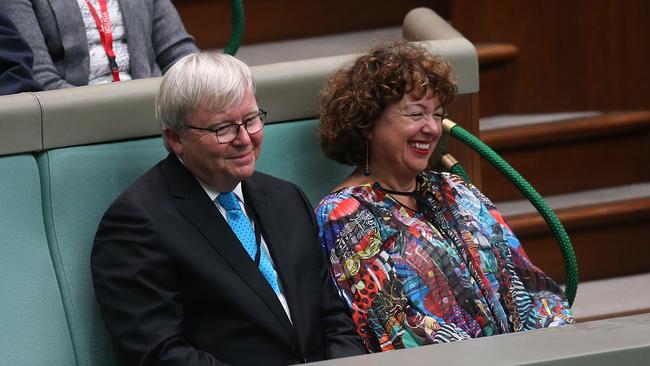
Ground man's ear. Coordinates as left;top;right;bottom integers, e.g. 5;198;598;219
163;128;183;156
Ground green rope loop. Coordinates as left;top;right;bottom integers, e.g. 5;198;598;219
449;163;471;183
444;120;578;307
224;0;245;55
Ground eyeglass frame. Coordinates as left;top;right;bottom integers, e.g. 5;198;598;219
183;108;267;144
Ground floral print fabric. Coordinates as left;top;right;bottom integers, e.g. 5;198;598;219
316;171;574;352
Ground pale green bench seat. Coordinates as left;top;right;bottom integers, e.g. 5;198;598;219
38;139;167;366
32;119;348;366
0;154;76;366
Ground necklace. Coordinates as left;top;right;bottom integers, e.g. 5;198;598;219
391;195;417;212
372;181;419;196
373;181;419;212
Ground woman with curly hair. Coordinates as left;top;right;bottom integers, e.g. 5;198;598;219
316;41;574;352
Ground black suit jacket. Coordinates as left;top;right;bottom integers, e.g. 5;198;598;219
0;10;41;95
91;154;365;365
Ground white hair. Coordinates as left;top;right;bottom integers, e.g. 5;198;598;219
156;52;255;133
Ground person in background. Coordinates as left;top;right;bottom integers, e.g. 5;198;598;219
0;0;198;90
316;41;574;352
0;9;41;95
91;53;366;365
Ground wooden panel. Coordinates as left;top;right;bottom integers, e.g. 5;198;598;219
507;198;650;282
481;111;650;149
476;43;518;65
577;307;650;323
478;63;515;117
476;43;517;116
173;0;448;49
481;126;650;202
451;0;650;113
507;197;650;236
443;93;482;187
517;216;650;283
483;132;650;201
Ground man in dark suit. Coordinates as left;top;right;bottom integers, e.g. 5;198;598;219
91;53;366;365
0;10;41;95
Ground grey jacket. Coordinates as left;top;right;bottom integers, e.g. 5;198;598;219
0;0;199;90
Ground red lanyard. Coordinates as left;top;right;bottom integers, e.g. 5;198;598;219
85;0;120;82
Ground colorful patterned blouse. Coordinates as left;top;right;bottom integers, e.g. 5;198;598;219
316;171;574;352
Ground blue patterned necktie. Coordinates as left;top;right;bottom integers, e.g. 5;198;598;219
216;192;281;294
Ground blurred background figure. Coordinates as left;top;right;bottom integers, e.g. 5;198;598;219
0;0;198;90
0;9;41;95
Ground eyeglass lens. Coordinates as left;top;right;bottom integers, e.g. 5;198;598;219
216;111;266;143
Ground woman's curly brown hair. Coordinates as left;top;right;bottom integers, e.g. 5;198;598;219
319;40;457;166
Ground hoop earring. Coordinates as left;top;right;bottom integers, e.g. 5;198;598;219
363;140;371;177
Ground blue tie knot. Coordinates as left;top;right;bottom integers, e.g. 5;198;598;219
217;192;241;211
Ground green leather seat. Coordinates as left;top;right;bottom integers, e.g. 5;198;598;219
257;119;353;205
38;138;167;366
0;154;76;366
33;120;348;365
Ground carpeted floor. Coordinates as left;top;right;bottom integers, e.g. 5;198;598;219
210;27;402;66
572;272;650;322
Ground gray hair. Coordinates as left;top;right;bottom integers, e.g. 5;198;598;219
156;52;255;133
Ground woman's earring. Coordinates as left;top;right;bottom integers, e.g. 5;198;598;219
364;140;371;177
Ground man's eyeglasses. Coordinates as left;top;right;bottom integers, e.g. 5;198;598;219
184;109;267;144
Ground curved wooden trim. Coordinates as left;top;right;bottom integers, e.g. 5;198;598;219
506;197;650;235
482;111;650;150
476;43;518;65
577;308;650;323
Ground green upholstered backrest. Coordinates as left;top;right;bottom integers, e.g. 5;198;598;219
257;119;353;205
32;120;344;366
33;119;346;365
0;154;76;366
37;138;167;366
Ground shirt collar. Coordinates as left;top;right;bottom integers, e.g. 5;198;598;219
177;155;245;204
200;180;245;205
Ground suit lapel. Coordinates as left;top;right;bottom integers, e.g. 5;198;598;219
49;0;89;84
243;178;306;349
161;156;297;345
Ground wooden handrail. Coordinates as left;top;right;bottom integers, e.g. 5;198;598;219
476;43;518;65
481;111;650;150
506;196;650;235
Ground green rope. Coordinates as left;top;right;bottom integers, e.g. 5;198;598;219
443;120;578;307
224;0;245;55
449;163;471;183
